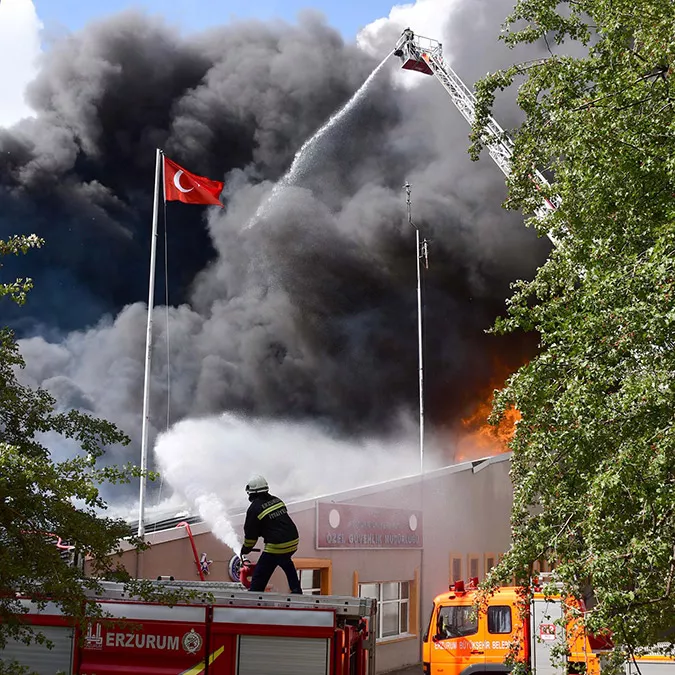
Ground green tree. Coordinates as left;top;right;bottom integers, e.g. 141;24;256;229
470;0;675;662
0;235;191;667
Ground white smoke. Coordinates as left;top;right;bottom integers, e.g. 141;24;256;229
153;413;426;550
192;493;242;552
0;0;42;127
357;0;466;83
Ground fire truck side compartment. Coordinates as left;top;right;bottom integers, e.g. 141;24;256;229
1;625;74;675
236;635;329;675
530;596;566;675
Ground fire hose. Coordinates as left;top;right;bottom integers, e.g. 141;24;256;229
176;521;261;587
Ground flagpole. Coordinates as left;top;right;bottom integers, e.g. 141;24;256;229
137;148;163;543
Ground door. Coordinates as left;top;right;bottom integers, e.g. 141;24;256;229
484;603;518;670
78;603;208;675
429;603;486;675
530;597;566;675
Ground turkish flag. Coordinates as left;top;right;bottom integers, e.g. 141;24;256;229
163;156;224;206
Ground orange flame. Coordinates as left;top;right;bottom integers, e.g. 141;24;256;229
458;398;521;458
454;360;523;461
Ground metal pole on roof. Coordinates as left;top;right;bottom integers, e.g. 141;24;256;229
404;182;426;474
405;182;428;664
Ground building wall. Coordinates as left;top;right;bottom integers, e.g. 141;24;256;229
112;455;513;673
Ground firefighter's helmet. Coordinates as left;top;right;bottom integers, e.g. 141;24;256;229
245;474;269;495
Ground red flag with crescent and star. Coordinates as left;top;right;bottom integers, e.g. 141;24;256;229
163;156;224;206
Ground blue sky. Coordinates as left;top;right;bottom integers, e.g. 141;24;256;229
5;0;441;127
33;0;397;39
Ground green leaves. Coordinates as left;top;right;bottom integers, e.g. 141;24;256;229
0;235;43;306
0;235;175;669
472;0;675;660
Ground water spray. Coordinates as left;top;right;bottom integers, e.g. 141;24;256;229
247;52;393;227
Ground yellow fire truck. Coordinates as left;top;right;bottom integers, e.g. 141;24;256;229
422;577;672;675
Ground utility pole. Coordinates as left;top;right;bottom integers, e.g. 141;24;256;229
404;182;429;668
404;182;428;475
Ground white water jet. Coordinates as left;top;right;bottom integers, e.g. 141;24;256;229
247;52;393;228
153;412;421;551
192;493;242;552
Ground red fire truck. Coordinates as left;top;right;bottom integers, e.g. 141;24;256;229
1;580;377;675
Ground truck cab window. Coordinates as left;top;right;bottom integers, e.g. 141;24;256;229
487;606;512;634
436;605;478;639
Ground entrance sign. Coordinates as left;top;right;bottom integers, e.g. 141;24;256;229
316;502;423;549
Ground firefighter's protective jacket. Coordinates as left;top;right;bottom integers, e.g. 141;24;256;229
241;493;299;556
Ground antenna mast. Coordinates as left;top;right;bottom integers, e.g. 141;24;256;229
404;182;427;474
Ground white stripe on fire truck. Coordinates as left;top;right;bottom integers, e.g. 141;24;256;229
99;603;206;622
18;600;65;616
213;607;334;628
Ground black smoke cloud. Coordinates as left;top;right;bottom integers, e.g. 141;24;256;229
4;4;551;487
0;11;374;333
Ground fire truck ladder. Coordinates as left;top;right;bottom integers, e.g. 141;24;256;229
92;580;377;620
394;30;559;240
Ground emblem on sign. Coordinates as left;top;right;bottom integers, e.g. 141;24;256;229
539;624;556;641
182;629;202;654
84;623;103;650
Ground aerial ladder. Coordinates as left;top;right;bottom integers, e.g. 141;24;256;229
393;29;559;242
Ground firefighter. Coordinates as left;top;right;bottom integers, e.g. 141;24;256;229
240;475;302;594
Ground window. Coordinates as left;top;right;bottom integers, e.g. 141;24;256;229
294;558;332;595
484;553;497;576
450;554;462;584
467;554;480;580
299;569;322;596
359;581;410;640
436;605;478;639
487;606;512;634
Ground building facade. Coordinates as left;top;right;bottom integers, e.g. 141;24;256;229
116;454;514;673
